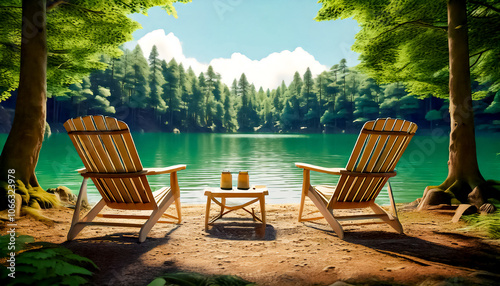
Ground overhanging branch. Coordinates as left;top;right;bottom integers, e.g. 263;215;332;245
469;49;490;68
46;0;105;15
375;20;447;39
0;42;20;52
47;0;65;11
469;0;500;14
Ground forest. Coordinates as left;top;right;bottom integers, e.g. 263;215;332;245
2;44;498;134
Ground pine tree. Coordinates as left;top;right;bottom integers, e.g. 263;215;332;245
148;45;166;125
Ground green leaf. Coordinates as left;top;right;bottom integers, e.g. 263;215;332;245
61;275;90;286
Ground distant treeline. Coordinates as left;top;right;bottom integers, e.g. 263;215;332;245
5;44;499;133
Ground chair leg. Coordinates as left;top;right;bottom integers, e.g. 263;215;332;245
174;196;182;223
170;172;182;223
68;178;105;241
67;199;106;241
298;192;306;222
370;203;403;234
307;187;344;239
298;169;309;222
205;194;212;231
139;190;175;243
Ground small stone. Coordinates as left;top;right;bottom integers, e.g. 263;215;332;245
323;265;336;272
163;260;174;266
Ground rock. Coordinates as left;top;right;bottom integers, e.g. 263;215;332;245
322;265;336;272
47;186;88;208
451;204;477;223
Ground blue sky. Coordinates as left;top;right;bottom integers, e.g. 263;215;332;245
125;0;360;89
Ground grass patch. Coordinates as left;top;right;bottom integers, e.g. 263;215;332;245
462;208;500;239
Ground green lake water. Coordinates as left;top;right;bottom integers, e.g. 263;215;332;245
1;132;499;205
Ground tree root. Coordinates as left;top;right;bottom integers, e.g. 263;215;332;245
0;179;68;222
419;179;500;214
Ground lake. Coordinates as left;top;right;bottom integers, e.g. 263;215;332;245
1;132;499;205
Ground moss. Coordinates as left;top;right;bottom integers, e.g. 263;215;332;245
28;186;60;209
0;179;62;222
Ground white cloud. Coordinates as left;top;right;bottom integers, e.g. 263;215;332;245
137;29;328;90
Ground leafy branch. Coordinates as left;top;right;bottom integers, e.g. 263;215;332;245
374;19;447;40
469;49;491;68
469;0;500;14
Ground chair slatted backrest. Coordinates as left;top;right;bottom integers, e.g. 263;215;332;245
333;118;417;203
64;115;156;210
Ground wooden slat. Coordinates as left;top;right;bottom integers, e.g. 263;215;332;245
354;135;378;172
105;117;138;172
80;116;117;172
338;176;357;202
328;174;348;208
131;177;152;203
93;116;127;173
387;122;418;171
76;222;144;228
335;214;390;221
357;177;377;201
91;177;113;202
121;177;143;203
96;214;178;223
117;120;143;171
72;118;104;173
345;121;374;170
363;177;385;201
364;119;396;172
140;176;156;204
64;120;97;172
101;178;126;203
67;129;129;135
373;119;405;172
109;178;133;203
80;171;147;178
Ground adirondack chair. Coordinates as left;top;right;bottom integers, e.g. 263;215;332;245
64;115;186;242
296;118;417;239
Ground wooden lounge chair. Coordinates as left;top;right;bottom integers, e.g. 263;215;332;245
64;115;186;242
296;118;417;239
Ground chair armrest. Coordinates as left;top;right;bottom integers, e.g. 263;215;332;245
295;163;344;175
144;164;187;175
76;168;87;173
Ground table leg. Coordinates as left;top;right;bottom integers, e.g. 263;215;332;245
221;197;226;217
205;194;212;231
260;194;266;233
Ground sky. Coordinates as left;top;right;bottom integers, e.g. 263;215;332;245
125;0;360;90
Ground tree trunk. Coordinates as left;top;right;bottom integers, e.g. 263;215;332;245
0;0;47;188
418;0;499;212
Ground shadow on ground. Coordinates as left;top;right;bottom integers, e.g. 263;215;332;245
344;230;500;274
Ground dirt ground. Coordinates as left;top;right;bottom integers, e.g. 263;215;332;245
2;202;500;286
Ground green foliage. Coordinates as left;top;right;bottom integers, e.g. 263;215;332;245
0;0;191;100
148;272;255;286
0;234;98;285
484;91;500;114
462;209;500;239
316;0;500;98
425;109;442;121
43;50;499;133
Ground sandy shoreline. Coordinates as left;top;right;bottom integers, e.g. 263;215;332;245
2;203;500;285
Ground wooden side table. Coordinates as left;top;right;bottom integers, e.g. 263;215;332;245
204;186;269;233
